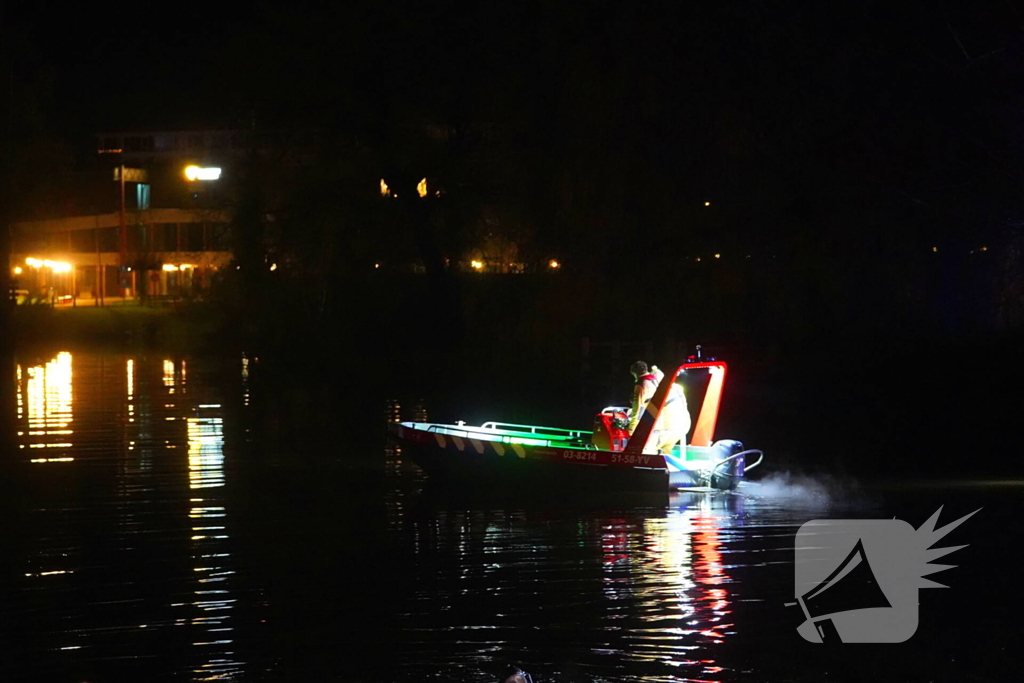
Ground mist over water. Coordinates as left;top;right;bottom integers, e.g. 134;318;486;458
743;472;879;514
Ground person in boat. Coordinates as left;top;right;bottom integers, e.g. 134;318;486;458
627;360;690;455
627;360;659;435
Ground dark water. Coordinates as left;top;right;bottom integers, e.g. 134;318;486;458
1;351;1019;682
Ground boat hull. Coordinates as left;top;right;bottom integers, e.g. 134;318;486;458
388;423;747;493
400;437;670;492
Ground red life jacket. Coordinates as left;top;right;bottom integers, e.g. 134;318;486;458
638;374;659;406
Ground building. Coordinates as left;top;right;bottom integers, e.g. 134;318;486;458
7;121;554;303
96;129;249;165
11;208;232;303
6;127;252;304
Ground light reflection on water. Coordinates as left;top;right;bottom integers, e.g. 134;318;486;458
3;359;841;681
393;493;761;682
185;393;242;679
9;351;251;681
17;351;75;457
5;354;1011;682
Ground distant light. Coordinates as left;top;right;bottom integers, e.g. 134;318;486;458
932;246;938;252
374;263;380;269
380;179;390;197
704;201;711;207
980;246;988;251
184;165;221;181
714;253;720;259
471;260;484;271
163;264;178;271
548;259;560;269
13;266;22;275
417;178;428;198
179;264;194;269
269;263;277;271
696;257;701;262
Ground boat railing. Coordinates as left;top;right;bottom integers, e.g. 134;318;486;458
421;422;589;448
479;421;590;440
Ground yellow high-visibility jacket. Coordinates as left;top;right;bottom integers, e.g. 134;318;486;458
628;373;690;439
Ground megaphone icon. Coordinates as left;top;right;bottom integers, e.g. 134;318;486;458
797;538;892;643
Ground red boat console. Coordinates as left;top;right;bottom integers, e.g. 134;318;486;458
591;410;630;452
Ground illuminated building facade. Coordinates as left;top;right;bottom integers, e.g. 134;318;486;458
10;208;232;302
6;127;253;302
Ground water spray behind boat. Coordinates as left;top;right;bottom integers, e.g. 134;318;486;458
743;471;876;511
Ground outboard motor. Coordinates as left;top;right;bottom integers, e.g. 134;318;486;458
707;439;745;491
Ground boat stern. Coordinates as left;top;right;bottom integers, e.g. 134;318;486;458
665;439;756;491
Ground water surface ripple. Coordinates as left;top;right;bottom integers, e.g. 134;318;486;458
1;351;1016;682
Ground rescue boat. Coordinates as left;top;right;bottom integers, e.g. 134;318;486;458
387;359;763;492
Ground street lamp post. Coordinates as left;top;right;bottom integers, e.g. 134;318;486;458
119;163;126;276
96;222;104;306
